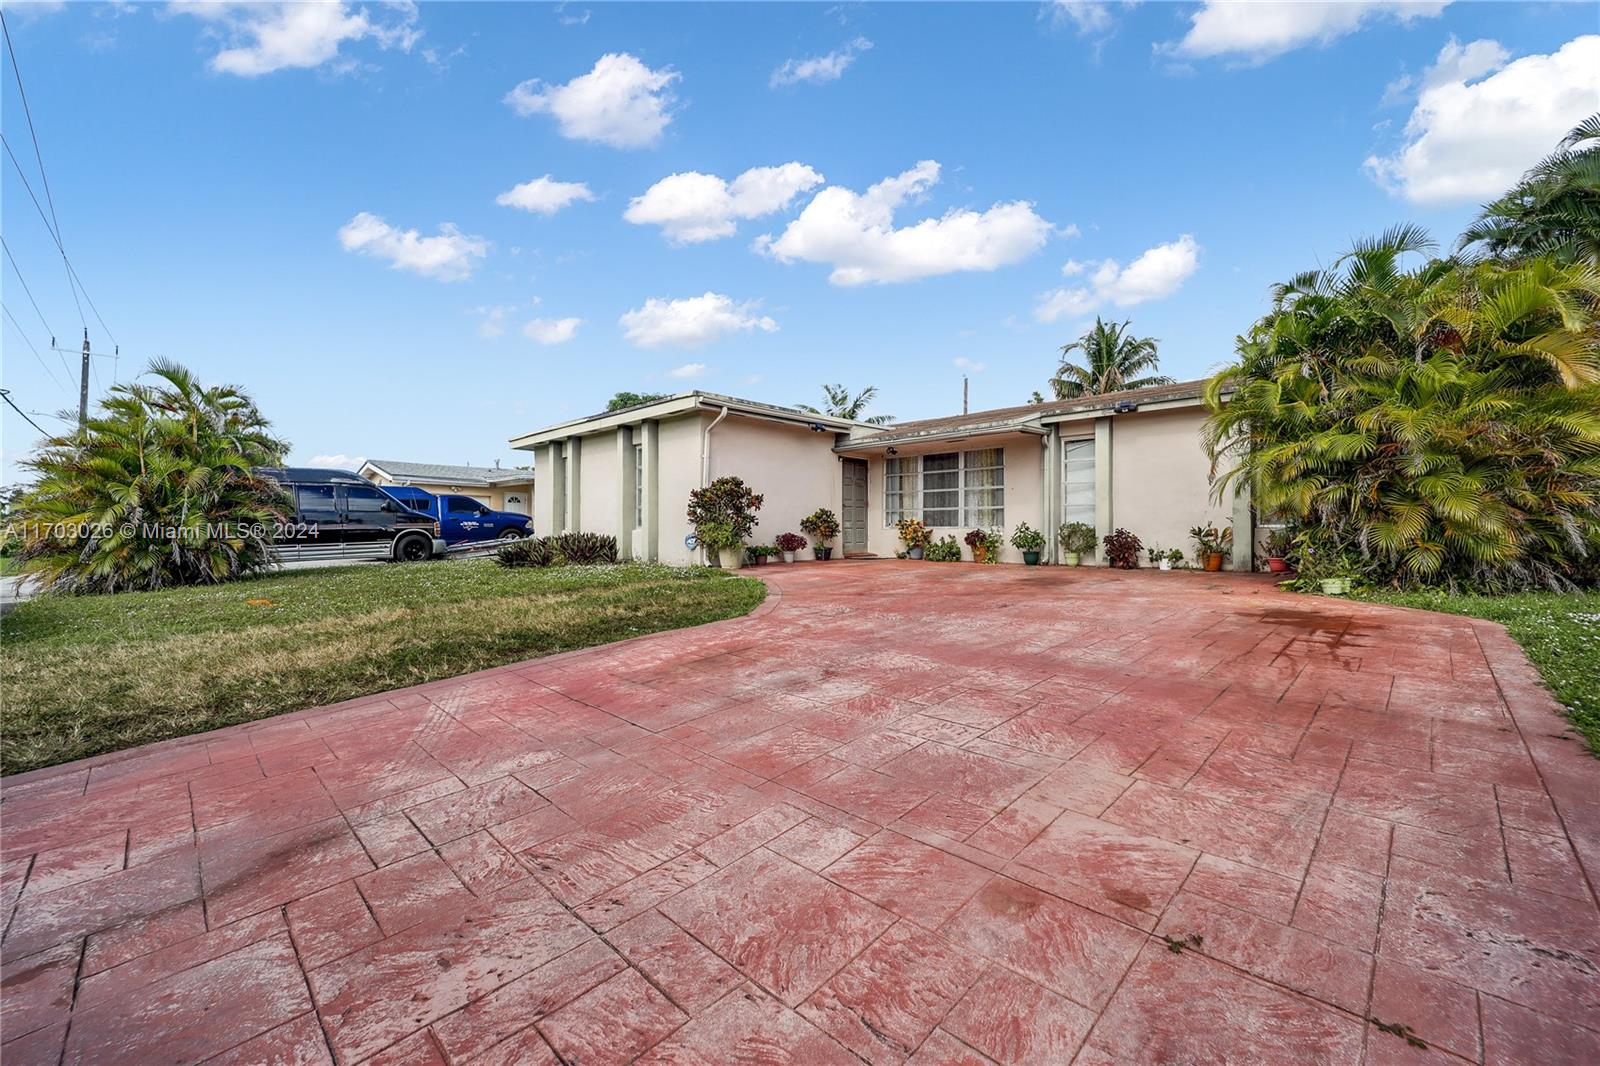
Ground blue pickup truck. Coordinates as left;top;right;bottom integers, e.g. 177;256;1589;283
384;487;532;545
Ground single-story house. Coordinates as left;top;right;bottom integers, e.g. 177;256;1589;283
509;381;1251;568
359;459;535;515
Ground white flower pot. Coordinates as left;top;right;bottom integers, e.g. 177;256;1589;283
1159;559;1172;571
782;551;796;563
717;546;744;569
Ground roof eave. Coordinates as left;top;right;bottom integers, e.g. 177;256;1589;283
509;392;865;450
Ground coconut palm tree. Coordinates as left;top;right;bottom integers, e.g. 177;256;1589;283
796;384;893;424
13;359;292;593
1459;113;1600;265
1204;226;1600;589
1049;318;1175;399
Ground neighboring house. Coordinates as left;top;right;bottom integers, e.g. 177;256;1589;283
509;382;1251;568
358;459;535;515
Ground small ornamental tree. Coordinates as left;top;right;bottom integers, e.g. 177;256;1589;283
800;508;840;544
687;476;763;549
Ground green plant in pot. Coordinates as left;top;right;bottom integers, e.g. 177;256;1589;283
1189;522;1233;572
687;476;763;570
800;508;840;560
896;517;932;559
1263;527;1294;573
924;535;961;562
1058;521;1096;566
774;531;807;563
1010;522;1045;565
1102;527;1142;569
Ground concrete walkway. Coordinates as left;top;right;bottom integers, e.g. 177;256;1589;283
2;563;1597;1064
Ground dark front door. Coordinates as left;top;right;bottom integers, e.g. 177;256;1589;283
842;458;868;555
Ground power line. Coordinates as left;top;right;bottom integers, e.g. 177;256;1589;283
2;236;73;385
1;10;63;247
3;304;67;391
1;388;52;438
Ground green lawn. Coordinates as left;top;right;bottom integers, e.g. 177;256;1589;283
1;560;766;776
1359;589;1600;754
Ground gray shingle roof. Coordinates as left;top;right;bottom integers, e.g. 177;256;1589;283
362;460;533;487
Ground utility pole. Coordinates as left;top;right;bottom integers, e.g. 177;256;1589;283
78;328;89;428
962;375;969;415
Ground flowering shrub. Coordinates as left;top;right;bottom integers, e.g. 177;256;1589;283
687;477;763;549
896;517;932;549
775;532;807;552
1103;527;1143;569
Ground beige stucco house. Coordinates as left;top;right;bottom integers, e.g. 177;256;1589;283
509;382;1251;569
359;460;535;515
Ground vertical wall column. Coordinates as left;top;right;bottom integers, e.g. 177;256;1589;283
616;426;635;560
541;442;566;538
1231;479;1253;572
1093;416;1113;565
1042;428;1060;564
563;438;582;533
641;419;660;562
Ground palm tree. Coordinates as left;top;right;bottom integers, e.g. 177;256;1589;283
796;384;893;424
1049;318;1175;399
13;359;292;593
1459;113;1600;265
1203;226;1600;589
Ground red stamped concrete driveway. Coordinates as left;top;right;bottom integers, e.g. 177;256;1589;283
3;563;1598;1065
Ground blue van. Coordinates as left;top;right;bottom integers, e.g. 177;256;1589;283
384;487;532;545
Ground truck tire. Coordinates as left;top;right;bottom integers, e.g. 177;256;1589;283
394;533;433;563
499;528;525;540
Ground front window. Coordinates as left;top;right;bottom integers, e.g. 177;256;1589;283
1062;438;1095;527
884;449;1005;528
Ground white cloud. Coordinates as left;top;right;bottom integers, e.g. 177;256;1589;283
504;53;678;149
758;160;1053;286
472;304;516;339
307;453;366;469
1046;2;1115;36
667;362;707;379
168;0;421;77
954;356;986;373
338;212;488;282
523;317;583;345
624;163;825;244
770;37;872;87
495;175;596;215
619;292;778;349
1365;35;1600;205
1034;235;1201;322
1169;1;1449;63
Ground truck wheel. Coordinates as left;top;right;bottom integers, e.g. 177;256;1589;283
395;533;432;562
499;528;525;540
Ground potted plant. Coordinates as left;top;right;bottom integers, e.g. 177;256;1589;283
964;528;1000;564
1010;522;1045;565
1102;527;1142;569
925;535;961;561
979;528;1004;564
1189;522;1233;572
1166;548;1185;570
687;476;763;570
800;508;840;561
774;532;807;564
1146;544;1165;570
1264;528;1294;573
1058;521;1096;566
896;517;931;559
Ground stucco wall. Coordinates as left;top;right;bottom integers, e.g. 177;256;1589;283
1106;407;1235;567
575;433;618;541
656;415;705;566
861;433;1046;564
707;416;842;555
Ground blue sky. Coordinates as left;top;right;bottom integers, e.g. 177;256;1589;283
2;2;1596;482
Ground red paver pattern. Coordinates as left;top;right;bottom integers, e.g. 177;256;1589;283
3;562;1599;1063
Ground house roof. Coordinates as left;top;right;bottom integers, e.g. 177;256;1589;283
509;391;866;449
837;379;1215;448
360;459;533;487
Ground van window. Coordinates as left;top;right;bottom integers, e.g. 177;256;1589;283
343;484;391;515
444;495;485;514
294;484;339;523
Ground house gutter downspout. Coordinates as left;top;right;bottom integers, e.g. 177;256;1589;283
699;405;731;563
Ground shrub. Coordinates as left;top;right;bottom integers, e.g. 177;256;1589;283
800;508;840;542
924;536;962;561
687;477;763;550
11;359;290;594
896;517;932;549
775;532;807;553
1010;522;1045;553
1103;528;1142;568
552;532;618;565
496;536;556;568
1058;522;1097;554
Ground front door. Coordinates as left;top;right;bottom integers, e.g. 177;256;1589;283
841;458;868;555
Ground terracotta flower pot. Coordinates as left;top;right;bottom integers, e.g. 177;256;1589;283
1267;557;1290;573
972;545;988;564
1203;552;1224;572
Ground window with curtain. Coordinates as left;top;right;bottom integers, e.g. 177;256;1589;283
1063;438;1095;527
882;450;1006;527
